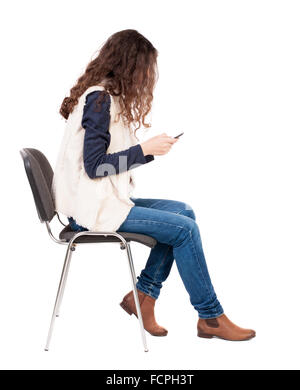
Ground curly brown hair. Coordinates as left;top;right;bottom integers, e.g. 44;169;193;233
59;29;159;133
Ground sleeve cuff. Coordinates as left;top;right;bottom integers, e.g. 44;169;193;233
144;154;154;163
134;144;155;164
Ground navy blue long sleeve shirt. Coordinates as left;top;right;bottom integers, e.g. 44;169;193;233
82;90;154;179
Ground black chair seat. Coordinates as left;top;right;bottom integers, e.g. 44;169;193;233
59;224;157;248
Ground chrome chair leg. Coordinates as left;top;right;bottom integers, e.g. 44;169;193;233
125;242;148;352
44;242;74;351
55;245;76;317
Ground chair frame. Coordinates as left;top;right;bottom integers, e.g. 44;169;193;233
44;215;149;352
20;148;149;352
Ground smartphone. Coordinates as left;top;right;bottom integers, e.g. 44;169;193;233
174;132;184;139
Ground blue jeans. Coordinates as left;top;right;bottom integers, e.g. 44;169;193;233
117;198;224;319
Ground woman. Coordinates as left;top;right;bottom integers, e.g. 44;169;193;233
52;29;255;341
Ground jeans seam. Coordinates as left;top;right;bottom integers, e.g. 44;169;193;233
138;245;172;298
136;284;157;300
187;229;218;315
122;219;189;246
123;219;186;231
150;245;172;291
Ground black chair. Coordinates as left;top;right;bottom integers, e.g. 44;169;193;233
20;148;157;352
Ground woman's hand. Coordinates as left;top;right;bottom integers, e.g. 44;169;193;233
140;133;178;156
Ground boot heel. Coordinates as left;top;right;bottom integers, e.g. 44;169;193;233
120;300;133;316
197;331;213;339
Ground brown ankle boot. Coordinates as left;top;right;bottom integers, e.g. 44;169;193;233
197;314;256;341
120;290;168;337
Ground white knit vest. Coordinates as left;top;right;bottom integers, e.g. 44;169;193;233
52;84;138;231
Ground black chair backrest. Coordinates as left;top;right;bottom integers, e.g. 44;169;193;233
20;148;55;222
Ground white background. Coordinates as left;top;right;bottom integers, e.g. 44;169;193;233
1;0;300;370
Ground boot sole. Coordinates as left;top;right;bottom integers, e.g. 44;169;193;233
197;331;256;341
120;300;168;337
